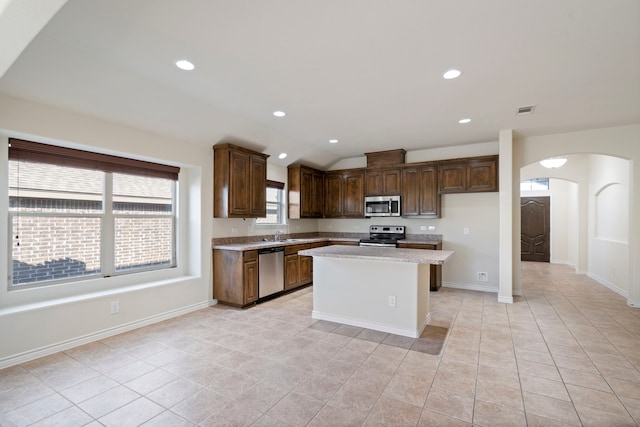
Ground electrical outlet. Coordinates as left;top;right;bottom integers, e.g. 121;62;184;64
388;296;396;307
110;300;119;314
428;226;436;231
231;227;238;234
420;225;427;231
463;227;470;235
477;272;488;282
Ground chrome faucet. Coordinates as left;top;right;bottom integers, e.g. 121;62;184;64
275;230;281;241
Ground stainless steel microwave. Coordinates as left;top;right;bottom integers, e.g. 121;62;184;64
364;195;401;217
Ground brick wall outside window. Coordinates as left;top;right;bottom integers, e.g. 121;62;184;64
11;197;172;285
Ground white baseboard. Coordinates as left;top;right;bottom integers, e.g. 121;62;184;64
498;295;514;304
442;282;498;293
587;273;628;299
312;310;430;338
0;301;212;370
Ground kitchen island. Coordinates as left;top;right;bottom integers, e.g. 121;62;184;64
298;245;453;338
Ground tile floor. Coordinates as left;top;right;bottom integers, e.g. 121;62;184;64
2;262;640;426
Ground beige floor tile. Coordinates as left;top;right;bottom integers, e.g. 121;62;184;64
473;399;526;427
4;393;72;426
522;391;581;425
552;354;599;374
477;365;521;390
344;338;380;354
514;347;555;366
605;377;640;400
307;404;366;427
432;365;477;397
145;377;202;408
124;369;177;395
59;375;118;404
418;408;472;426
78;385;140;419
346;368;391;395
367;395;422;426
199;401;263;427
140;410;194;427
98;397;164;427
565;383;627;415
266;391;323;426
574;403;637;426
293;374;342;402
326;383;380;418
331;347;371;365
371;343;409;360
29;405;93;427
596;361;640;383
618;395;640;424
360;354;402;376
558;367;612;393
425;388;474;423
5;263;640;426
517;358;561;381
170;388;230;423
475;380;524;411
383;374;430;407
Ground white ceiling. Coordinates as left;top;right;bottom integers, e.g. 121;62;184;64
1;0;639;168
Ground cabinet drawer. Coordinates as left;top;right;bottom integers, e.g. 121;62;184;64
244;250;258;262
397;243;435;250
285;244;310;255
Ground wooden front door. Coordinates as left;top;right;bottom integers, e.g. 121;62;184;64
521;197;550;262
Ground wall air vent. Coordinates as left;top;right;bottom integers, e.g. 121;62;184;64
517;105;535;115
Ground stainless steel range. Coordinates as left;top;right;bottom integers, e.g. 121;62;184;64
359;225;405;247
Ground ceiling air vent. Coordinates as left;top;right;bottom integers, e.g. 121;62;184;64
517;105;535;115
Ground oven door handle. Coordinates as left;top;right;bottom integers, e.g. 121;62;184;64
359;242;397;247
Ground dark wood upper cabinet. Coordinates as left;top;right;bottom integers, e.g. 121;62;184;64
401;163;440;218
438;155;498;194
467;157;498;192
288;164;324;219
214;143;269;218
324;169;365;218
365;167;402;196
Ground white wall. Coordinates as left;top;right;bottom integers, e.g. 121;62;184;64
0;94;212;367
588;155;630;296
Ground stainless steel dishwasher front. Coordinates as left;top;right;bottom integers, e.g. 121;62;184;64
258;246;284;298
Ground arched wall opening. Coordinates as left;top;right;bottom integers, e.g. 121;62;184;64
519;152;631;299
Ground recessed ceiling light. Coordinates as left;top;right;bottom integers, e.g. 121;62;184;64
443;69;461;79
458;118;471;124
175;60;195;71
278;153;287;159
329;139;338;144
273;111;286;117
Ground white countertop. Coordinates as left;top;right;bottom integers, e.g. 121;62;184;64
298;245;453;265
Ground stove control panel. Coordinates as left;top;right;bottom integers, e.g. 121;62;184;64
369;225;405;234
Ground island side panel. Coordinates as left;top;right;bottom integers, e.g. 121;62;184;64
312;257;430;338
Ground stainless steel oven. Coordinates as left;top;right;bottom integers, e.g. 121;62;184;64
359;225;405;247
364;195;401;217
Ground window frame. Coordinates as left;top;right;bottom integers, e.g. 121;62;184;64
7;139;179;290
255;180;286;226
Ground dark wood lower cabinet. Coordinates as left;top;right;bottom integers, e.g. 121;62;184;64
396;243;443;291
284;244;313;291
213;249;259;307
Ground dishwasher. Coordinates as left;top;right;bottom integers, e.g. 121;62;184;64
258;246;284;298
